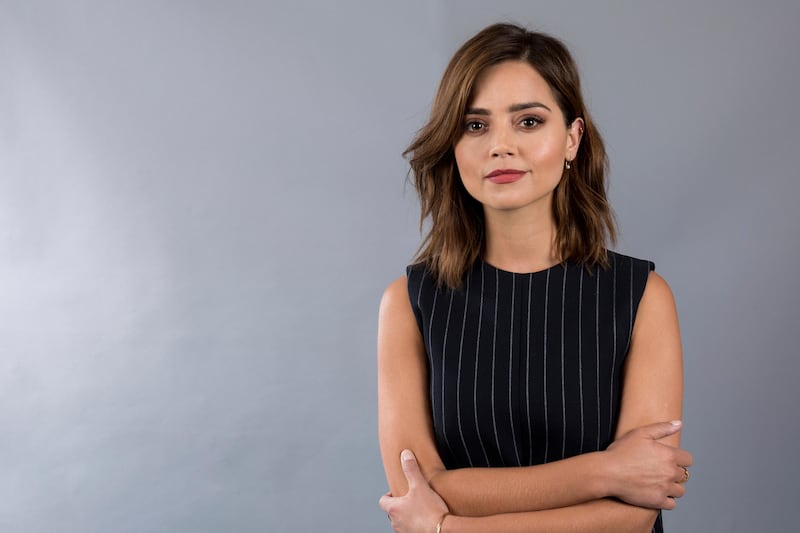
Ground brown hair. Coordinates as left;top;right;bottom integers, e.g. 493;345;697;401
405;23;616;288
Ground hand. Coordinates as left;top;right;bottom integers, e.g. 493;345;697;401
379;449;449;533
605;420;694;510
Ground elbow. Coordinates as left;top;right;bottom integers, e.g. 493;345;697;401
596;501;659;533
624;508;660;533
425;467;448;495
426;469;482;517
426;468;464;514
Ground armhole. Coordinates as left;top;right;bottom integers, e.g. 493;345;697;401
405;265;426;335
630;259;656;332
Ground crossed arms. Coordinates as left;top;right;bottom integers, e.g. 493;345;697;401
378;272;691;532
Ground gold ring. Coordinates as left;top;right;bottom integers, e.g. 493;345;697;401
679;466;690;483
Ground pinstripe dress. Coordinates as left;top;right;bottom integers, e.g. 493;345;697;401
406;251;663;532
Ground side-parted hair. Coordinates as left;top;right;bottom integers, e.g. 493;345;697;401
405;23;616;288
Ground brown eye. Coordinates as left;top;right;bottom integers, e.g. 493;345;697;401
464;120;485;132
520;117;543;128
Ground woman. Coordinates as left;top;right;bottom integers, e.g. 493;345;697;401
377;23;692;532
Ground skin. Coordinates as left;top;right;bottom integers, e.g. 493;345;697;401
378;61;691;532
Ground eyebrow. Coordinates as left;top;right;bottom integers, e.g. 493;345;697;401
465;102;552;115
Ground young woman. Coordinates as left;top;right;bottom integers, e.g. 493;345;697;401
378;23;692;532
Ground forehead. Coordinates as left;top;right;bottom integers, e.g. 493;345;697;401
468;60;558;110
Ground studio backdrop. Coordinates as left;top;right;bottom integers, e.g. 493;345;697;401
1;1;798;532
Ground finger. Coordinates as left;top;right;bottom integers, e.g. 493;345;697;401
671;483;686;499
675;450;693;467
675;465;692;484
378;493;394;512
661;496;677;511
400;449;422;489
641;420;682;440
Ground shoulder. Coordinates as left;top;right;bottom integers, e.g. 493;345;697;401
380;275;410;312
379;274;422;327
638;271;678;323
605;250;656;302
604;249;674;311
378;275;425;352
606;250;655;273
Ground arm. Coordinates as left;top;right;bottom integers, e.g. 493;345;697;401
378;273;690;517
381;272;690;532
382;450;653;533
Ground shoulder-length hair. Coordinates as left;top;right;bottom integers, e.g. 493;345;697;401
406;23;616;288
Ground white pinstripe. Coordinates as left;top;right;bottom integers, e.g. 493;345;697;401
578;267;585;453
474;264;490;465
509;274;521;466
543;268;551;463
491;269;502;463
560;266;568;458
440;290;456;458
609;256;618;437
456;272;473;466
526;273;533;464
595;267;601;450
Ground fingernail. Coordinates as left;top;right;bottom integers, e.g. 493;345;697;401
401;449;413;462
671;420;682;427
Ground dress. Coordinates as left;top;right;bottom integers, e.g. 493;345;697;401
406;251;663;532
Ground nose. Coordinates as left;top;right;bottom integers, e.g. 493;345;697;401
489;124;515;157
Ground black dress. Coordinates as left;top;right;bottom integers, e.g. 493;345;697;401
407;251;663;532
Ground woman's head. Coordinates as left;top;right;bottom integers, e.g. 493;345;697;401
407;23;615;288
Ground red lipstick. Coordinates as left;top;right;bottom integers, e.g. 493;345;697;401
485;168;526;184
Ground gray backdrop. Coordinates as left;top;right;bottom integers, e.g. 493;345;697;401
2;1;798;532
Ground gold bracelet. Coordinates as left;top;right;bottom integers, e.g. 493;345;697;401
436;512;451;533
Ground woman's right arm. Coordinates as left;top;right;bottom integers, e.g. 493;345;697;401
378;275;688;517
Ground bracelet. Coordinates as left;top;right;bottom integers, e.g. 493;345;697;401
435;512;451;533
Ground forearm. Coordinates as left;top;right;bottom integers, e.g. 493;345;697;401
428;451;613;516
444;499;659;533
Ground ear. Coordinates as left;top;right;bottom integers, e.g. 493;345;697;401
566;117;585;160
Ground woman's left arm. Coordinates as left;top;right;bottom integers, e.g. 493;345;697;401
381;272;690;532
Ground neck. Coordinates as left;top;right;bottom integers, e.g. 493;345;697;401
483;206;558;273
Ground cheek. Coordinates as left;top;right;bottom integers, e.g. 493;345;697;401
528;137;567;165
454;142;475;176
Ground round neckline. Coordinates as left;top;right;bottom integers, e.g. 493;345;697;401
480;258;565;276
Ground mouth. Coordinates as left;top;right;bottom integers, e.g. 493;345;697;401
484;169;527;184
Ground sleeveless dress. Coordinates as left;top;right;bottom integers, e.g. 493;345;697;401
406;251;663;532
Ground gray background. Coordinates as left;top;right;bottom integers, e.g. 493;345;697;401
1;1;798;531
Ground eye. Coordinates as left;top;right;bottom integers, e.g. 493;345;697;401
520;116;543;129
463;120;485;133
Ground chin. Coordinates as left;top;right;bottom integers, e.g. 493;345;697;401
482;192;555;213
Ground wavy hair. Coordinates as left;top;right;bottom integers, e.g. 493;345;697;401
405;23;616;288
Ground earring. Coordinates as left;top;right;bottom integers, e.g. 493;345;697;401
565;160;572;170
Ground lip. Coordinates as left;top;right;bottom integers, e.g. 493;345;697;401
484;168;527;184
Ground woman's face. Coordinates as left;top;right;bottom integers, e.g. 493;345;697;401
454;60;582;217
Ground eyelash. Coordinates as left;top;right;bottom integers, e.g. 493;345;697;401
464;120;486;132
463;116;544;133
520;116;543;128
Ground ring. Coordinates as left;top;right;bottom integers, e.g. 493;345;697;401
679;466;690;483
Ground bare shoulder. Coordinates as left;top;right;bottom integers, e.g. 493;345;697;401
379;275;411;314
633;272;680;352
379;275;418;329
377;275;422;357
633;272;678;330
642;271;675;304
635;271;679;333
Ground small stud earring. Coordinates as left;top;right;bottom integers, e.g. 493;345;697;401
565;160;572;170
